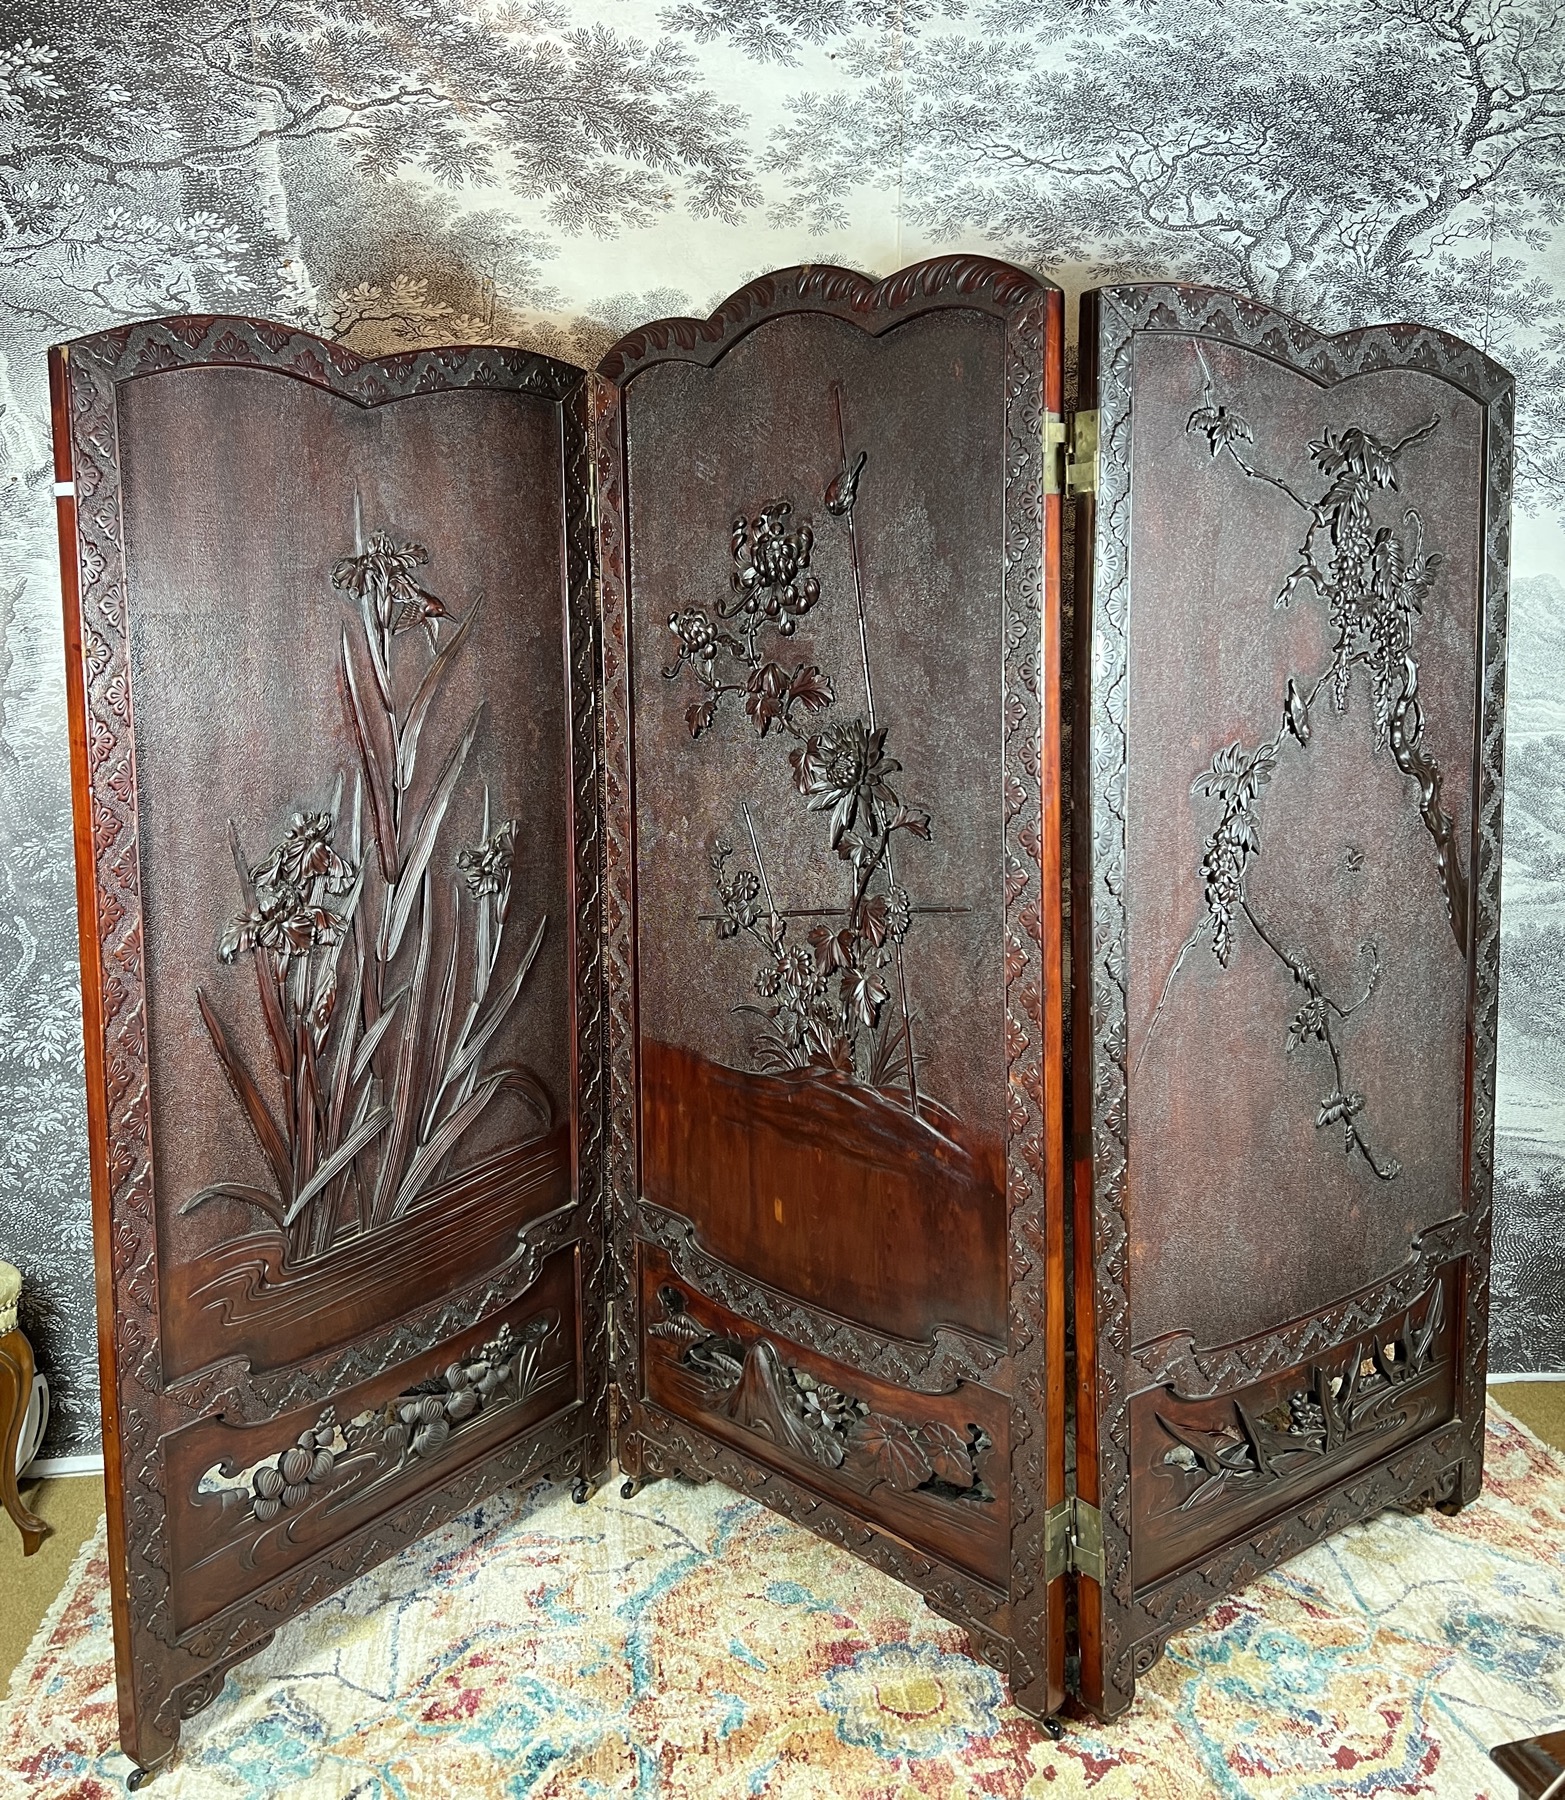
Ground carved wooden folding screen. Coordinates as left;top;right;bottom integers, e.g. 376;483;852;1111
51;262;1510;1776
1071;286;1512;1715
51;326;605;1775
594;263;1069;1718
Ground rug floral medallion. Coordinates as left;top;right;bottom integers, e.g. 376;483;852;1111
3;1407;1562;1799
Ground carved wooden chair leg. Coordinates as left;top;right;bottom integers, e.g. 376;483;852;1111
0;1326;51;1556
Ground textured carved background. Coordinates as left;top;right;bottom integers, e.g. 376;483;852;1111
1080;284;1512;1716
599;258;1065;1718
0;0;1560;1453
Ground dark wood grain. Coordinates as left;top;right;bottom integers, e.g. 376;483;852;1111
597;257;1069;1720
51;320;604;1776
1073;283;1513;1716
1492;1728;1565;1797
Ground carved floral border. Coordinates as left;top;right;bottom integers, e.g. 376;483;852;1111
1080;283;1513;1714
56;316;602;1769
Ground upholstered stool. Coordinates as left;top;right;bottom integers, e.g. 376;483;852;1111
0;1261;51;1554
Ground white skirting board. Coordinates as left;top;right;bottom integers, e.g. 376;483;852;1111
1489;1372;1565;1383
25;1453;105;1478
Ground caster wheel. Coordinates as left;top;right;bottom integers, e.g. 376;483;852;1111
620;1478;639;1500
571;1477;591;1504
127;1768;150;1792
1043;1716;1065;1741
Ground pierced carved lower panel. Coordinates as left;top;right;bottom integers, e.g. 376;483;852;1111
164;1249;580;1635
639;1245;1010;1587
1129;1266;1457;1592
143;1407;595;1772
1113;1426;1465;1711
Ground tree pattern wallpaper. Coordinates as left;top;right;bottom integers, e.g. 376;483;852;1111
1;0;1561;1454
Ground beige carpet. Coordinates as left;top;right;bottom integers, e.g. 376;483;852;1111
1492;1379;1565;1454
2;1405;1564;1798
0;1473;103;1689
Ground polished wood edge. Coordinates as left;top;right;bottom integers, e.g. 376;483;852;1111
1491;1727;1565;1798
1038;284;1070;1713
1068;286;1105;1714
50;339;140;1741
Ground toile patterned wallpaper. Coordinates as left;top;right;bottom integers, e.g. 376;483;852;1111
1;0;1561;1455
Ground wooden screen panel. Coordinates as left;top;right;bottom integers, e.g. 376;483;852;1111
1073;285;1512;1717
51;320;603;1775
596;258;1069;1717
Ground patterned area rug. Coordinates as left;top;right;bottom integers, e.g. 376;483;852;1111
3;1406;1562;1799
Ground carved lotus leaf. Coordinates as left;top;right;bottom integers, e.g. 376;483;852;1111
279;1446;313;1485
309;1449;335;1481
849;1411;933;1492
444;1362;471;1391
918;1421;976;1488
253;1466;285;1501
281;1481;310;1507
253;1496;282;1522
444;1388;480;1422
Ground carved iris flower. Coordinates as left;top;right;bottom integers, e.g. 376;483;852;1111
332;534;448;635
253;811;354;897
458;821;519;896
220;811;355;962
220;889;348;962
791;719;901;847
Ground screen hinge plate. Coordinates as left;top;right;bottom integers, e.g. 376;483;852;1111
1044;1494;1105;1582
1044;409;1099;498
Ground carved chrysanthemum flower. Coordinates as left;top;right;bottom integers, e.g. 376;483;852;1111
790;719;902;847
726;502;820;634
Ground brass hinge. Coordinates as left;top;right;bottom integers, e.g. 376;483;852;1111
1044;409;1099;499
1044;1494;1105;1582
